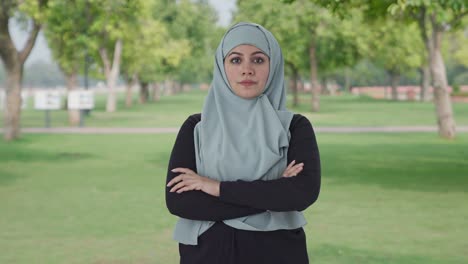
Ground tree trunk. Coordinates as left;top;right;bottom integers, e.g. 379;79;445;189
344;68;352;93
139;82;149;104
65;71;80;126
286;61;299;107
99;39;123;113
309;41;320;112
389;71;400;101
292;68;299;107
384;86;390;100
152;82;161;102
3;65;22;140
0;13;42;141
125;81;133;108
430;25;456;139
164;79;173;95
419;65;431;101
417;7;432;102
174;82;182;94
125;73;137;108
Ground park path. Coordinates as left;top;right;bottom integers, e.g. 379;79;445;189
2;126;468;134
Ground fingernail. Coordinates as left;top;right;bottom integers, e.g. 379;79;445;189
171;169;176;172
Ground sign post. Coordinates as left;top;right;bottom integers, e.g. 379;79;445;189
68;90;94;127
34;91;62;127
0;91;28;111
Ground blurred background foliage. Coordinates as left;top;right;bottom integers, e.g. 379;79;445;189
0;0;466;89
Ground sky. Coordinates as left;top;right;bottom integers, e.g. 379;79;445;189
10;0;236;66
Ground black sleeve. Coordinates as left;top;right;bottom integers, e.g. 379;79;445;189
219;115;321;212
165;114;265;221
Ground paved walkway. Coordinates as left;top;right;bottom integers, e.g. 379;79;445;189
2;126;468;134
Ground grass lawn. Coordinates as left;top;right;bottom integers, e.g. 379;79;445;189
16;90;468;128
1;133;467;263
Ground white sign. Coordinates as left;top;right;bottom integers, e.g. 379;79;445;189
34;91;62;110
0;90;28;110
21;91;28;109
68;90;94;110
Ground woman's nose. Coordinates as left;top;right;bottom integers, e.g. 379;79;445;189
241;63;254;75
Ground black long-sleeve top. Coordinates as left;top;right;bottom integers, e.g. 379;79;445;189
166;113;321;222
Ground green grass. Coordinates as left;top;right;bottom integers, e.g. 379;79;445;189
15;90;468;128
299;95;468;127
1;133;467;263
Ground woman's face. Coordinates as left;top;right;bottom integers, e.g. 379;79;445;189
224;44;270;99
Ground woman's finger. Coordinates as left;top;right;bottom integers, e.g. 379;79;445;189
284;162;302;176
285;161;297;172
286;160;295;170
292;164;304;173
283;163;305;177
291;163;304;171
293;168;303;175
170;182;186;192
176;186;196;194
170;177;191;192
171;168;194;174
168;168;199;187
284;170;295;177
167;175;185;187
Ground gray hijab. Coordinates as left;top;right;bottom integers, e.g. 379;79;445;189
173;22;306;245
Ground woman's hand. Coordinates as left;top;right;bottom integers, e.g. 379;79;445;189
282;160;304;177
167;168;220;197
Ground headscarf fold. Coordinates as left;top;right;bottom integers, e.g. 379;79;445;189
173;22;306;245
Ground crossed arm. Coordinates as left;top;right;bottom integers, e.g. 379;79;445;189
165;114;321;221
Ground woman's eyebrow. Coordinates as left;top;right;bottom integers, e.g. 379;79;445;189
227;51;243;57
227;51;267;57
251;51;267;56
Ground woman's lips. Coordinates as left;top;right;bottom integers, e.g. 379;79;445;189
239;80;257;86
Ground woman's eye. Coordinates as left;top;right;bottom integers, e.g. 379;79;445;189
253;57;265;64
230;57;241;64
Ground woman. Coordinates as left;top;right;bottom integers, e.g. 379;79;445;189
166;22;321;264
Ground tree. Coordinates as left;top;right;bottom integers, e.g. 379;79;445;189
368;19;422;100
304;0;467;138
120;0;190;105
71;0;145;113
0;0;48;141
443;25;468;87
94;0;131;112
236;0;308;107
121;17;189;105
389;1;466;138
161;0;221;88
45;0;91;125
238;0;365;111
313;8;367;94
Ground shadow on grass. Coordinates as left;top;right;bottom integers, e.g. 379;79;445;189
0;147;95;163
321;142;468;193
1;135;96;162
0;143;95;186
313;244;463;264
0;169;26;186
